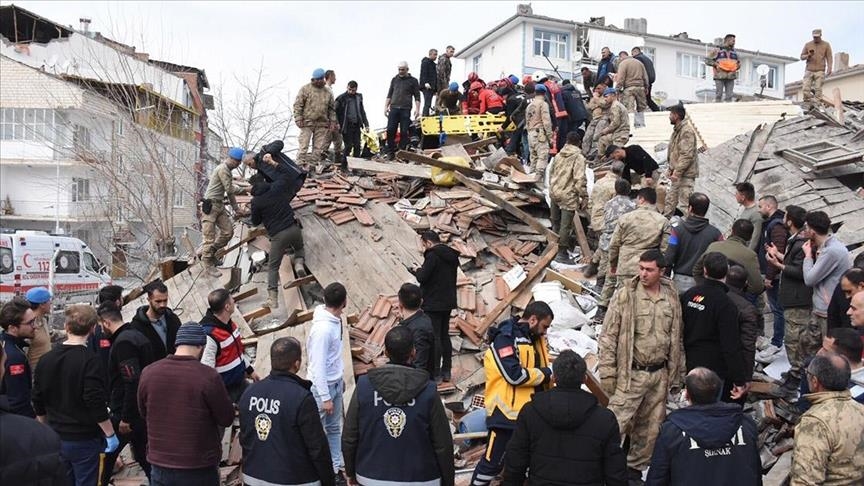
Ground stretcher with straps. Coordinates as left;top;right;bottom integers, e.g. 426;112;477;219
420;113;507;136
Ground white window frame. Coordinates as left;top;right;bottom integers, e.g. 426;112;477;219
642;47;656;63
73;124;91;151
71;178;90;202
751;62;779;90
533;29;568;59
173;186;185;208
0;108;55;142
472;54;482;73
677;52;707;79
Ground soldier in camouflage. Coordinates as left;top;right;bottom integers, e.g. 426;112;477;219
584;161;625;281
294;68;338;166
790;353;864;485
597;178;636;291
599;249;684;482
664;104;698;217
525;85;553;173
596;89;630;161
201;148;247;277
548;132;589;264
582;84;609;159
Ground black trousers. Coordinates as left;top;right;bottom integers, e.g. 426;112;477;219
343;123;362;158
101;416;151;484
422;88;435;117
427;309;453;378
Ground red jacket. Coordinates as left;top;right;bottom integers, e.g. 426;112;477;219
462;90;481;115
478;89;504;113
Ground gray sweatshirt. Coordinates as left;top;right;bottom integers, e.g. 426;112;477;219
803;235;851;315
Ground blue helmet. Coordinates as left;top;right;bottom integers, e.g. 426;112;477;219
312;68;326;80
534;84;547;94
603;87;618;96
228;147;245;161
449;81;459;91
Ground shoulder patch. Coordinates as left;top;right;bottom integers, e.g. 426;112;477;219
99;339;111;349
497;345;515;358
9;364;25;376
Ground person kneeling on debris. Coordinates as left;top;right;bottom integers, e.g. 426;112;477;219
342;325;455;486
470;301;553;486
250;152;307;309
503;350;627;485
202;147;248;277
549;131;588;265
645;367;760;486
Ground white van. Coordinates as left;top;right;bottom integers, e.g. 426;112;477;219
0;230;112;304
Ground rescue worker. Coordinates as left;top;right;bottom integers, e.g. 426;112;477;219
469;301;553;486
436;82;461;116
800;29;833;106
462;81;483;115
582;83;609;159
631;47;659;112
525;84;553;173
200;289;259;403
385;62;421;160
616;52;650;126
599;249;684;483
335;81;370;161
238;337;335;486
294;68;338;165
343;326;455;486
24;287;53;372
478;85;505;114
419;49;438;117
596;88;630;160
324;70;345;165
584;161;625;281
129;280;182;361
706;34;740;103
598;188;671;322
664;104;698;218
597;47;617;86
436;45;455;96
0;296;38;417
605;144;660;187
549;131;589;264
201;147;247;277
598;178;637;295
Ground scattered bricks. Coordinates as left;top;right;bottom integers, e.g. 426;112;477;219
370;231;383;242
436;211;454;227
492;244;518;265
329;209;356;225
456;275;474;287
350;207;375;226
336;195;369;206
475;293;486;317
495;276;509;300
457;286;477;311
371;295;392;319
362;190;390;199
454;317;483;346
314;206;339;218
315;200;335;207
515;241;539;256
290;200;310;210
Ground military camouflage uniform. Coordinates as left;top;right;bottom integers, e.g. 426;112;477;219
599;276;684;472
549;144;588;252
664;120;698;217
588;174;618;269
790;390;864;485
293;82;337;165
600;205;671;307
326;85;343;159
597;100;630;159
785;307;812;379
525;97;552;172
582;95;608;158
598;195;637;281
202;162;243;265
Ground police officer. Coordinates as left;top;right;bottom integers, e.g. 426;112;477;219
343;326;455;486
470;301;554;486
201;147;247;277
239;337;335;486
0;297;38;417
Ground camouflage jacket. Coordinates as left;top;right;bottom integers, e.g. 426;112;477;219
549;144;588;211
598;276;684;391
668;121;699;178
586;95;607;119
603;100;630;140
608;204;671;276
600;195;636;251
790;390;864;486
293;83;337;127
204;162;243;206
589;174;617;231
525;98;552;137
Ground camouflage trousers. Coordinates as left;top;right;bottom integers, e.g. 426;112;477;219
664;177;695;217
596;248;609;280
527;129;550;172
784;307;812;378
599;272;631;308
608;368;669;471
799;313;827;370
582;118;608;158
201;205;233;260
802;70;825;103
298;125;330;165
622;86;647;113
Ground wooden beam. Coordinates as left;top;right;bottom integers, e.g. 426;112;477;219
397;150;485;178
282;274;317;289
476;243;558;336
215;227;268;258
572;212;592;262
454;172;558;243
583;370;609;407
243;307;271;322
461;137;498;152
232;286;258;302
347;157;432;179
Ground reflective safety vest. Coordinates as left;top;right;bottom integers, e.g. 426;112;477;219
201;313;248;387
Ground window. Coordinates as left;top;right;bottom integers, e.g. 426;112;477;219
534;29;568;59
72;178;90;202
117;154;124;172
83;252;100;273
55;250;80;274
751;63;779;90
0;108;55;141
0;248;12;275
173;187;185;208
73;125;91;151
472;54;482;73
116;118;124;136
677;52;707;79
642;47;656;63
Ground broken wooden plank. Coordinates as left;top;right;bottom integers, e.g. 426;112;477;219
282;274;317;289
243;307;271;322
454;172;558;243
215;226;268;258
232;286;258;302
397;150;485;178
347;156;432;179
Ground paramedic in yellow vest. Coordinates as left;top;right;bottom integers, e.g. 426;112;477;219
469;301;553;486
800;29;833;106
707;34;740;103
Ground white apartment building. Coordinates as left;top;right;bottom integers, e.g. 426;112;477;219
456;5;797;104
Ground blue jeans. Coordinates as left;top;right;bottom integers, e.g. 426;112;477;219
386;107;412;154
60;437;104;486
766;281;785;347
151;465;219;486
313;380;345;472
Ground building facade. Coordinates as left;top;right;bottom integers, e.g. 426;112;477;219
456;5;797;104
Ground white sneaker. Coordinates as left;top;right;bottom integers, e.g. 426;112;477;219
755;335;772;351
755;344;781;364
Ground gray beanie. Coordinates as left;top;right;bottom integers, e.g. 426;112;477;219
175;321;206;347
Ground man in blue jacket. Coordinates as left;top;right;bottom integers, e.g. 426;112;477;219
0;297;37;417
646;367;760;486
239;336;335;486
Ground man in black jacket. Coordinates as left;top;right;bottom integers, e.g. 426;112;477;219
129;281;181;361
503;350;627;486
251;151;307;308
682;252;749;403
335;81;370;161
664;193;723;295
397;283;434;377
726;265;762;379
765;205;812;391
385;62;421;159
605;144;660;186
631;47;659;111
645;367;760;486
410;230;459;382
419;49;438;117
827;264;864;331
97;301;155;484
342;326;454;486
239;336;335;486
561;80;588;134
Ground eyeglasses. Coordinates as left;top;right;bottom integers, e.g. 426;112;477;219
20;318;37;327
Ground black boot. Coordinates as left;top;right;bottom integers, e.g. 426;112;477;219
583;262;599;278
554;249;574;265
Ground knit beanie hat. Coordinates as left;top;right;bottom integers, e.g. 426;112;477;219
175;321;206;347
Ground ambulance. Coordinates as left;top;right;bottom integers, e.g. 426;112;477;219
0;230;112;304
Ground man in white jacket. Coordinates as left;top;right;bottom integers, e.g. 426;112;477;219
307;282;348;478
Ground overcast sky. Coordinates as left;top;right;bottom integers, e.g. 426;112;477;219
5;1;864;139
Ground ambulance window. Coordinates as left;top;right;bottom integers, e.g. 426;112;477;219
55;251;80;274
0;248;12;274
83;253;99;272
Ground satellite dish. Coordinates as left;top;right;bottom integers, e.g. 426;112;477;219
572;52;583;63
756;64;770;76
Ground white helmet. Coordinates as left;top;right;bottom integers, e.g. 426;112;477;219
532;70;547;82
